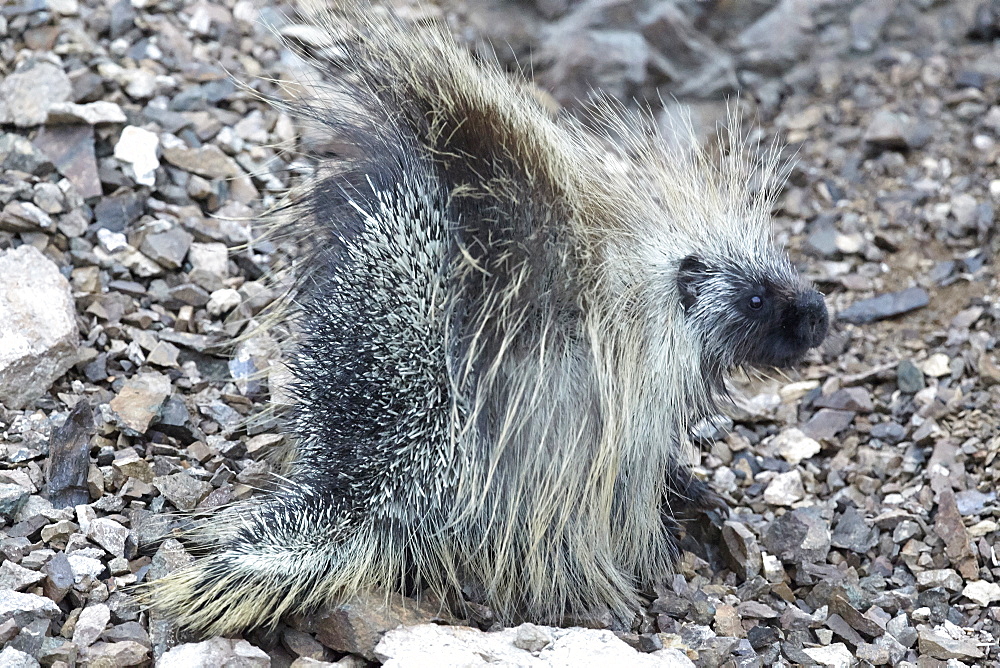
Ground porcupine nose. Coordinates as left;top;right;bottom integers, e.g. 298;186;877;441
797;290;829;348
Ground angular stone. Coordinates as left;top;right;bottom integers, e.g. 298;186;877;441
152;472;212;511
73;604;111;648
0;483;30;522
771;428;821;465
721;521;762;580
963;580;1000;606
838;287;929;324
139;226;193;270
0;245;79;409
801;643;854;668
936;489;979;579
108;372;172;435
114;126;160;186
42;553;74;602
763;507;831;566
0;61;72;126
161;135;244;179
0;561;45;592
295;591;447;661
85;640;149;666
0;590;60;627
374;623;694;667
87;518;129;558
46;101;126;125
158;637;269;668
801;409;855;441
33;124;102;198
763;470;804;506
917;628;985;660
831;506;878;553
0;647;40;668
1;132;55;175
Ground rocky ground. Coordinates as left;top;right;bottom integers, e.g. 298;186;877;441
2;0;1000;666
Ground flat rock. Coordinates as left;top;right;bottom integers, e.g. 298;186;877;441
0;245;79;409
0;60;72;126
917;628;985;660
158;637;270;668
0;483;30;521
73;603;111;648
152;472;212;511
763;507;832;566
33;124;102;198
46;100;127;125
963;580;1000;606
84;640;150;666
771;428;821;465
837;287;929;324
108;372;172;435
0;561;46;591
161;134;244;178
801;642;854;668
0;590;60;627
374;623;695;667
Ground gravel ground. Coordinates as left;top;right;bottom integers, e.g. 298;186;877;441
2;0;1000;666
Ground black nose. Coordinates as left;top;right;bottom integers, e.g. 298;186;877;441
797;290;829;348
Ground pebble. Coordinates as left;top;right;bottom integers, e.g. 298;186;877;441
0;590;60;627
0;245;80;409
161;134;244;179
152;472;213;511
770;428;821;465
896;359;925;393
108;372;173;435
920;353;951;378
114;126;160;186
763;470;805;506
139;225;193;270
763;508;831;565
207;288;242;316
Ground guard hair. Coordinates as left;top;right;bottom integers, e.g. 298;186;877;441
145;0;828;636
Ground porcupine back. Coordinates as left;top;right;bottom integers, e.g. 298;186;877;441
147;0;788;635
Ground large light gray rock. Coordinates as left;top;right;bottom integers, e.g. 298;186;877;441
0;245;79;409
158;637;270;668
374;623;695;667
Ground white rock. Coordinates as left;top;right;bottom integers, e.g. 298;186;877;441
73;603;111;647
158;637;270;668
207;288;242;316
771;428;822;465
0;590;60;626
802;643;853;667
0;245;79;409
763;469;805;506
67;554;104;583
114;126;160;186
374;623;694;667
920;353;951;378
188;242;230;277
0;646;40;668
87;517;129;557
47;101;126;125
963;580;1000;606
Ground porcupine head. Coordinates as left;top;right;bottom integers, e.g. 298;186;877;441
143;0;829;637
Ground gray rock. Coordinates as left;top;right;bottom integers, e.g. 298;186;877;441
0;245;79;409
0;590;60;627
863;109;912;151
152;472;212;511
73;603;111;648
42;552;74;603
896;359;925;393
838;287;929;324
0;61;72;126
849;0;897;52
33;125;102;198
540;28;649;107
46;100;127;125
869;421;905;444
161;134;245;179
140;226;194;270
763;507;832;566
87;517;129;557
0;646;40;668
0;201;53;231
0;483;30;521
513;623;552;652
917;628;984;660
85;641;149;666
158;637;270;668
831;506;878;553
0;561;46;591
1;133;55;174
801;409;855;441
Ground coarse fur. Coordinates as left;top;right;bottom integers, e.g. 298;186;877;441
146;0;828;636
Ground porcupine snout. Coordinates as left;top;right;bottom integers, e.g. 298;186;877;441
795;290;829;349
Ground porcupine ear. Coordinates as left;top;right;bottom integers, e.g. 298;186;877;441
676;255;709;311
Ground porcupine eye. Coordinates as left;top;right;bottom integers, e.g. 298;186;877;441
748;295;764;311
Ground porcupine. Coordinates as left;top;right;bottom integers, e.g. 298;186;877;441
148;1;829;635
